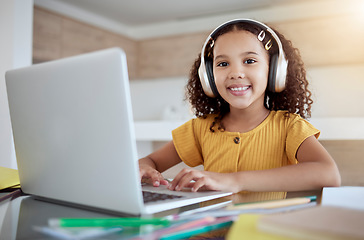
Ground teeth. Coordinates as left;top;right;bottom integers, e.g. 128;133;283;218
230;86;249;91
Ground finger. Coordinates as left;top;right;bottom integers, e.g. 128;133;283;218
168;169;187;190
143;169;165;187
151;172;166;187
141;176;152;184
160;179;169;186
191;177;211;192
185;182;195;188
139;169;147;182
175;170;202;191
169;168;192;190
190;178;203;192
139;167;153;181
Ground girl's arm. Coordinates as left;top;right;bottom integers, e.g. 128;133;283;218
234;135;341;192
139;141;182;187
169;136;341;193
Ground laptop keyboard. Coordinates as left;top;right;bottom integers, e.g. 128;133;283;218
142;191;183;203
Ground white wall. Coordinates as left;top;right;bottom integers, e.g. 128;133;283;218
130;77;191;121
308;64;364;118
0;0;33;169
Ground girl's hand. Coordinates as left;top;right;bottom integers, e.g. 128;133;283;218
168;168;238;193
139;165;169;187
138;141;182;188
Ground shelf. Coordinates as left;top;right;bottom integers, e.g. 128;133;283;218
134;118;364;141
134;120;185;141
309;118;364;140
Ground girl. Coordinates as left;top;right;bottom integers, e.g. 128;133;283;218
139;19;341;194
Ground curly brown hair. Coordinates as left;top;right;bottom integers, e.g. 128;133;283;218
186;21;313;127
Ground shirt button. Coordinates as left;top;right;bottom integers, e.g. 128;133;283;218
234;137;240;144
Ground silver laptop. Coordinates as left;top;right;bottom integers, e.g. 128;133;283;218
5;48;231;216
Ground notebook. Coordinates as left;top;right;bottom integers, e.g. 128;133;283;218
321;186;364;211
5;48;232;216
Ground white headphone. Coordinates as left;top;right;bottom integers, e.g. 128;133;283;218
198;19;288;97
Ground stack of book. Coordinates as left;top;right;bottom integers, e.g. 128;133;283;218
227;187;364;240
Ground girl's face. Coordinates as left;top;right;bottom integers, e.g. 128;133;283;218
213;30;270;112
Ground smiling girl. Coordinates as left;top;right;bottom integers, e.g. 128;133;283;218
138;19;341;194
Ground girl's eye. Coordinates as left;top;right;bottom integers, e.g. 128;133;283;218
217;62;229;67
244;59;256;64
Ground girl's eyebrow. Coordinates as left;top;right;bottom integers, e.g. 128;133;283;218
214;54;228;61
214;51;259;61
244;51;259;56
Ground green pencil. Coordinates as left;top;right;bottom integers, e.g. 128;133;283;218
49;217;170;227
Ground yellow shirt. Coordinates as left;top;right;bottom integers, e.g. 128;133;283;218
172;111;320;197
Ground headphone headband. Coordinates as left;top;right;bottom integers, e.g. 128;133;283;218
198;18;288;97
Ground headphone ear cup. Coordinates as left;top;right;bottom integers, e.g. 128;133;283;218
205;59;219;97
268;54;279;92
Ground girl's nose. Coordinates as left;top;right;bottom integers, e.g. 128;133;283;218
228;65;245;80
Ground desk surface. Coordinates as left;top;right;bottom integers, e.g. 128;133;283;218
0;189;322;239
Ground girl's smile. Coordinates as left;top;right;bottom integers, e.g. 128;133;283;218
227;84;251;96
